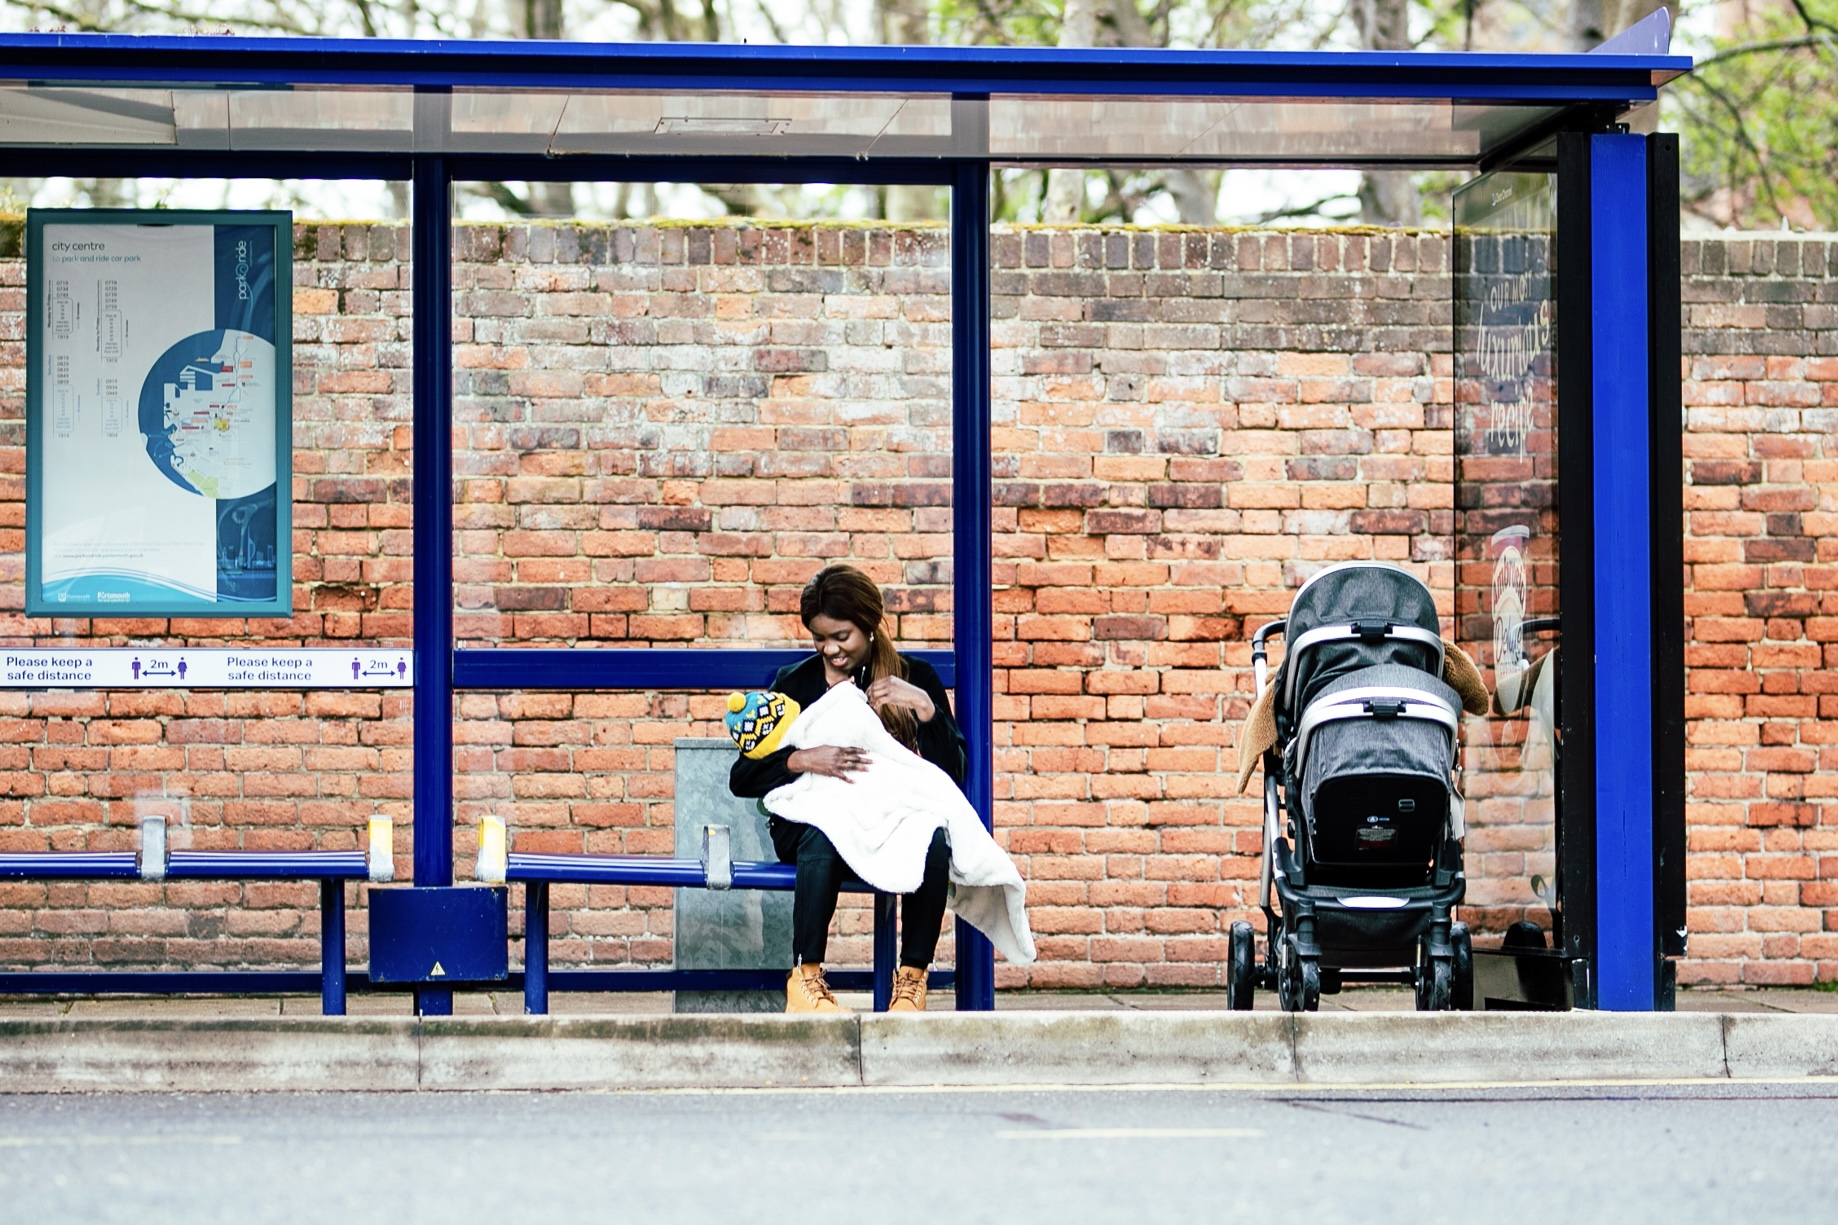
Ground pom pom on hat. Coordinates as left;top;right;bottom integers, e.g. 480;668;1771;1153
725;690;801;760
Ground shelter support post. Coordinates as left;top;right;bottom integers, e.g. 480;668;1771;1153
951;160;997;1011
1590;132;1654;1011
411;151;456;1017
1556;131;1684;1011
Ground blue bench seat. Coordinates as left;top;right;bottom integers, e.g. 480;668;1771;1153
507;851;952;1014
0;847;370;1013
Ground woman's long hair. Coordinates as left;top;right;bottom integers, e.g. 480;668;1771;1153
800;564;916;750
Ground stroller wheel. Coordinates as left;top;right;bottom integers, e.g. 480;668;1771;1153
1451;922;1474;1012
1277;937;1321;1013
1227;921;1257;1011
1414;935;1454;1012
1298;958;1321;1012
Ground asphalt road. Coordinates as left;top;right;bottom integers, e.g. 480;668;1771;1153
2;1081;1835;1225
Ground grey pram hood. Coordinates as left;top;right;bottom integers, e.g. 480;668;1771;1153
1278;562;1444;735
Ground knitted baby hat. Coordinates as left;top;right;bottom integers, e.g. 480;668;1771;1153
725;690;802;759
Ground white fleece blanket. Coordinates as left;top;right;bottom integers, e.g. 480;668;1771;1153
765;682;1036;966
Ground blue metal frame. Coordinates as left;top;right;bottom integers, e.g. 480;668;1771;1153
1588;134;1655;1011
454;648;953;691
951;159;998;1012
0;33;1689;1014
515;873;953;1014
0;850;367;879
409;154;456;1017
0;35;1688;106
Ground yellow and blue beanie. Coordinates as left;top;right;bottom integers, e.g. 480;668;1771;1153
725;690;801;759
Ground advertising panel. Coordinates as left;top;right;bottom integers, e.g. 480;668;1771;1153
26;210;292;617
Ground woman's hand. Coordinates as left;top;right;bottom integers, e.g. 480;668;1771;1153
865;675;936;723
787;745;872;781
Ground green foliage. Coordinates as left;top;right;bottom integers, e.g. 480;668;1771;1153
1670;1;1838;230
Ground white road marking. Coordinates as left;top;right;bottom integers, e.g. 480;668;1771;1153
996;1127;1262;1140
0;1135;242;1148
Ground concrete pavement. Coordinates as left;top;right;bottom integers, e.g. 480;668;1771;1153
3;1007;1838;1093
5;984;1836;1017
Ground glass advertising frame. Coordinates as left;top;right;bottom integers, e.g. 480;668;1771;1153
25;208;294;618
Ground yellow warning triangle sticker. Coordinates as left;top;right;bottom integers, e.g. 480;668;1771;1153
430;961;446;977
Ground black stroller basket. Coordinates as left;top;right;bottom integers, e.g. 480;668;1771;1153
1231;562;1472;1013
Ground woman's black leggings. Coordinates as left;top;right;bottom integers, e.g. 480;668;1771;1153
770;819;950;969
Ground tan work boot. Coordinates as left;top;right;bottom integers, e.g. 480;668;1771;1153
887;965;928;1013
785;963;849;1014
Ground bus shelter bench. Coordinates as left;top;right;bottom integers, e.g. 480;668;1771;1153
504;825;954;1014
0;816;383;1015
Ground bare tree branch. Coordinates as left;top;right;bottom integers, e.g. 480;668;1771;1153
1693;35;1832;74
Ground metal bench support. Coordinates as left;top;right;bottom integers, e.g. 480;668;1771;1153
873;893;897;1012
524;880;550;1016
320;879;346;1015
518;873;924;1016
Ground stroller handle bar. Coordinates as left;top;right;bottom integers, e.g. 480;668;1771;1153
1251;619;1287;698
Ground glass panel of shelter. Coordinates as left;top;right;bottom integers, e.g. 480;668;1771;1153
0;176;419;979
447;179;957;979
1452;168;1562;958
0;155;1597;996
0;85;1566;166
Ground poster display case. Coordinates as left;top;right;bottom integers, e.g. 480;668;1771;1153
26;209;292;617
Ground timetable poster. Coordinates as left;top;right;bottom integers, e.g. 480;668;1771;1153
26;211;292;617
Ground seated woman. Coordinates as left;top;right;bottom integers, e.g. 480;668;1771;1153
729;564;963;1014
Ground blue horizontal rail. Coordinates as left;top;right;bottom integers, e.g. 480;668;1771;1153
0;971;339;995
167;851;370;880
507;853;879;892
541;969;957;993
0;968;955;996
0;852;139;879
0;851;368;881
0;853;362;1016
517;858;904;1015
455;648;954;691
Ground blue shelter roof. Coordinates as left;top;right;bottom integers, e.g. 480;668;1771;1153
0;33;1692;169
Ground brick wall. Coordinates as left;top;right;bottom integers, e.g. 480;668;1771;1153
1678;236;1838;985
0;220;1830;989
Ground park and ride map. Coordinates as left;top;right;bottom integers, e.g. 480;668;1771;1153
26;211;291;617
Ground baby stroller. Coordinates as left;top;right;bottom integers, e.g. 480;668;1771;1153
1228;562;1490;1012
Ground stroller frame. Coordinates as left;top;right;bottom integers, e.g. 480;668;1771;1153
1228;565;1474;1013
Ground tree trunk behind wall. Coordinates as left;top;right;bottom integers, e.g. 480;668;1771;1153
1354;0;1421;227
1042;0;1101;223
881;0;946;221
1040;0;1214;224
525;0;576;218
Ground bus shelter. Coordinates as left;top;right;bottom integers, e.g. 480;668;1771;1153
0;17;1690;1012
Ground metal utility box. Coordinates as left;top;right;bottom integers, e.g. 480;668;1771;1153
367;886;509;985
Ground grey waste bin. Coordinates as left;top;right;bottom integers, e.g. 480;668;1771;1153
672;738;793;1012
